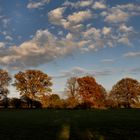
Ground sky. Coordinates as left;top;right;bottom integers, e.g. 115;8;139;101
0;0;140;97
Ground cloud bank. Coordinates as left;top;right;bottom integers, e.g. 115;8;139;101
0;0;140;69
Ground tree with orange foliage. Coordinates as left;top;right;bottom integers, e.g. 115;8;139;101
14;70;52;101
109;78;140;108
77;76;106;108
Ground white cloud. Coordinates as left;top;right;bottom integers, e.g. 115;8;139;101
63;0;75;7
117;3;140;13
119;24;134;32
104;3;140;23
105;9;129;23
0;42;5;48
48;8;91;32
118;37;131;46
27;2;43;9
124;52;140;57
48;7;65;25
5;35;13;41
92;1;107;9
27;0;50;9
63;0;93;8
67;10;92;24
1;1;139;70
0;29;78;69
102;27;112;35
78;40;90;48
79;0;93;7
0;18;10;28
66;33;73;40
83;27;101;39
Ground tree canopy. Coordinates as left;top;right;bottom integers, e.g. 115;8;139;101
0;69;11;96
77;76;106;108
14;70;52;99
109;78;140;108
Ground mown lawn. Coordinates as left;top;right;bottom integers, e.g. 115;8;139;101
0;109;140;140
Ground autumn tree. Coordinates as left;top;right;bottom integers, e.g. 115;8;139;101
0;69;11;108
14;70;52;107
36;94;50;108
77;76;106;108
65;77;80;108
109;78;140;108
48;94;62;108
65;77;79;98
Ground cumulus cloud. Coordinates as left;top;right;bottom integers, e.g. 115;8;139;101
66;33;73;40
105;9;129;23
63;0;93;8
118;37;131;46
92;1;107;9
2;24;128;69
1;1;139;70
83;27;101;39
104;3;140;23
48;8;92;33
80;26;113;50
67;10;92;24
119;24;134;32
48;7;65;25
102;27;112;35
0;29;78;69
78;0;93;7
27;0;50;9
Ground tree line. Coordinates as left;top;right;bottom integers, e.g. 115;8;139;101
0;69;140;109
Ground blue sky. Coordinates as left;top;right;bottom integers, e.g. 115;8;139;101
0;0;140;97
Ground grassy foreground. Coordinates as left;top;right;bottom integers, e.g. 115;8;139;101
0;109;140;140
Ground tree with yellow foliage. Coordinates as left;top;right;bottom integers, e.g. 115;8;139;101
14;70;52;101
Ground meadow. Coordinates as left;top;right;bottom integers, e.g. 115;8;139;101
0;109;140;140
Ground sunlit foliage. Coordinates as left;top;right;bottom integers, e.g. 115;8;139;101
109;78;140;108
14;70;52;99
77;76;106;108
0;69;11;96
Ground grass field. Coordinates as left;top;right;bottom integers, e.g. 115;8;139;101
0;109;140;140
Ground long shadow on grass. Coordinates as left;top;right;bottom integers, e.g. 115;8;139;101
0;109;140;140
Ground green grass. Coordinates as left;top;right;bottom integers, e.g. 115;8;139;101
0;109;140;140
